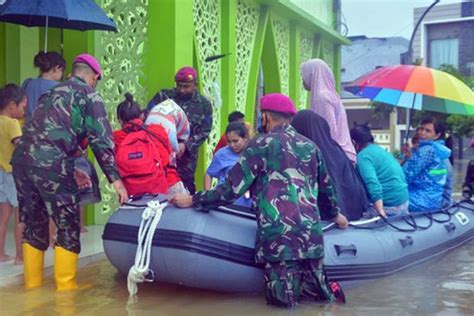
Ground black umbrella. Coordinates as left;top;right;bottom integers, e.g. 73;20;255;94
0;0;117;51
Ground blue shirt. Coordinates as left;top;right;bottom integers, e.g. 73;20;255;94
403;140;451;212
357;143;408;207
22;77;59;119
206;146;252;207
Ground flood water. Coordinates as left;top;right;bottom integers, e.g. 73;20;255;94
1;240;472;316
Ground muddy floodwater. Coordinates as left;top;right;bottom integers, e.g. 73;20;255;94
1;240;473;316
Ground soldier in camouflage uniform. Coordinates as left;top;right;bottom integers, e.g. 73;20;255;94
11;54;128;291
171;93;348;307
147;67;212;194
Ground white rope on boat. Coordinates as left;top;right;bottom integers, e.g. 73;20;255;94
322;216;381;231
127;200;167;297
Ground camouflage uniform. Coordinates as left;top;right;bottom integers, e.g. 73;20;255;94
192;124;339;307
148;89;212;194
11;76;120;254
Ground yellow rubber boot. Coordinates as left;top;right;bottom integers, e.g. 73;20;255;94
54;246;78;291
23;243;45;289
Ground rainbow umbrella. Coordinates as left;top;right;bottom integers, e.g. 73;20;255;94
345;65;474;115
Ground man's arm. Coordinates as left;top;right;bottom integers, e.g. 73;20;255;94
184;98;213;154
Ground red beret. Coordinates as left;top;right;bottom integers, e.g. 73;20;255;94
175;66;197;82
260;93;297;116
73;54;102;79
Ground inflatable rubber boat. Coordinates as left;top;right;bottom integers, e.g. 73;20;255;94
102;197;474;292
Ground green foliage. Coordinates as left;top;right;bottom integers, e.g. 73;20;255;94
406;64;474;136
370;101;395;122
446;115;474;137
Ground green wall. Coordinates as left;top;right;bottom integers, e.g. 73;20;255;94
0;0;348;225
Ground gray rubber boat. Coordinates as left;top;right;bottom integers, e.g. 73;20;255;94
102;197;474;292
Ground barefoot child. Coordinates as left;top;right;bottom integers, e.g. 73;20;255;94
0;84;27;264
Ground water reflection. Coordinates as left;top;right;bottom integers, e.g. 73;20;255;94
1;240;473;315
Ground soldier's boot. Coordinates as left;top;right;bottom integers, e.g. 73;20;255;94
23;243;45;289
54;246;78;291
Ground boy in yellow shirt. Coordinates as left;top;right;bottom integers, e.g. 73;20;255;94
0;84;26;264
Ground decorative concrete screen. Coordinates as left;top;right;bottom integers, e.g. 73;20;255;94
96;0;149;215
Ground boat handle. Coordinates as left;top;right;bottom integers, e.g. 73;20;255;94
334;244;357;256
399;236;414;248
444;223;456;233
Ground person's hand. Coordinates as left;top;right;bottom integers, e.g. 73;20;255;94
374;200;387;218
73;169;92;190
169;193;193;208
177;143;186;158
112;180;128;204
401;143;412;159
333;213;349;229
377;209;387;218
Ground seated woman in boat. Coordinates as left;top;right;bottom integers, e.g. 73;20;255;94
204;121;252;207
350;125;409;218
113;93;185;197
292;110;368;220
402;116;451;213
405;127;453;209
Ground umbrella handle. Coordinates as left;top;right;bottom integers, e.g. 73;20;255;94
44;16;49;52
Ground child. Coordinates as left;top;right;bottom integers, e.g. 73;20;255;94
114;93;185;197
22;51;66;119
0;84;27;264
205;122;252;207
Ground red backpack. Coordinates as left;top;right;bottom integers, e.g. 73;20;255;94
116;126;168;196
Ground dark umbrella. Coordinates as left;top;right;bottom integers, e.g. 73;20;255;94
0;0;117;51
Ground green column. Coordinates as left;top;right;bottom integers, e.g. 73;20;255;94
246;6;269;125
220;0;237;133
145;0;194;100
62;30;94;76
4;25;39;85
334;44;341;91
261;14;281;95
0;24;5;87
289;24;300;104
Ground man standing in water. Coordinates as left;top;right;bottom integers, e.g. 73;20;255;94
147;67;213;194
171;93;348;307
11;54;128;291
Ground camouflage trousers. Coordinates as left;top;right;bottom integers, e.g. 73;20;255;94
177;151;198;195
263;259;335;308
12;163;81;254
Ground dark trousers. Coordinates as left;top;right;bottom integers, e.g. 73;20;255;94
263;259;335;308
177;151;198;195
12;164;81;253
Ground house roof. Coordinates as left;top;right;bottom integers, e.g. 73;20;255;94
341;36;409;84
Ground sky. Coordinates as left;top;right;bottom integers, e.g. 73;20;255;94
341;0;464;39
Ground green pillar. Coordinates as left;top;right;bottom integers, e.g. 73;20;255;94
62;30;94;76
0;24;5;87
145;0;194;100
334;44;341;91
4;25;39;85
289;24;300;104
261;15;281;95
220;0;237;133
246;7;269;125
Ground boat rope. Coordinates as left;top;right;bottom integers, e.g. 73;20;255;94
127;200;167;297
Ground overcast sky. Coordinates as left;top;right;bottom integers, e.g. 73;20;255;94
341;0;464;39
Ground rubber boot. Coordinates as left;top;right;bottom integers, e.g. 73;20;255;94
54;246;78;291
23;243;45;289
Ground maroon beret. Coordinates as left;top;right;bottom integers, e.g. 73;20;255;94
175;66;197;82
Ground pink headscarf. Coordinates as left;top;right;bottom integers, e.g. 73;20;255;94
301;59;356;163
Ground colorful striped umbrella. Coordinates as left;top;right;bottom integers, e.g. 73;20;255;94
345;65;474;115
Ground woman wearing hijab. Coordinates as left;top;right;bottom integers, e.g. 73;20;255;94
300;59;356;163
292;110;368;221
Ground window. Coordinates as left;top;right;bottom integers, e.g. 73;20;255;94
429;38;459;69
